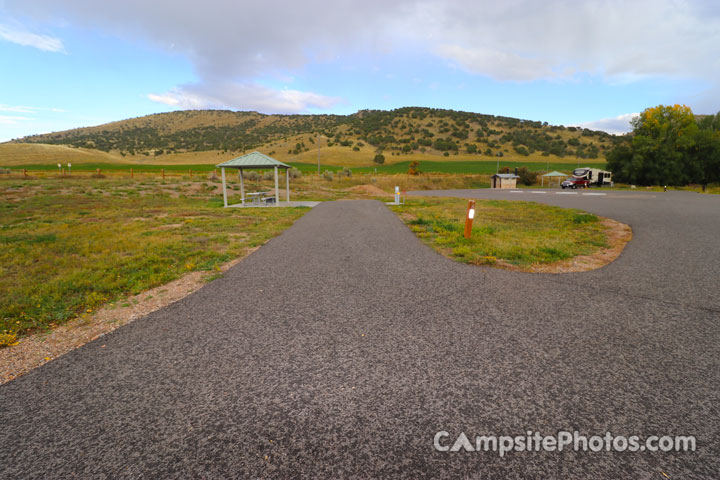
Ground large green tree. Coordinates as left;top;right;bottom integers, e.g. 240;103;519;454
607;105;720;188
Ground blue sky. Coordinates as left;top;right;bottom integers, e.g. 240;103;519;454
1;0;719;142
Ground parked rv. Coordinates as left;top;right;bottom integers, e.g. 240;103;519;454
561;167;612;189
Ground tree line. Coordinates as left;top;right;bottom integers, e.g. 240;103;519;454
607;105;720;189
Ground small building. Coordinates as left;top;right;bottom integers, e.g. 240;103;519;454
491;173;519;189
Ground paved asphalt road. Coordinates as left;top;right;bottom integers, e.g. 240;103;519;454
1;190;719;478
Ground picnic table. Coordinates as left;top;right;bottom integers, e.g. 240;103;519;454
247;191;271;205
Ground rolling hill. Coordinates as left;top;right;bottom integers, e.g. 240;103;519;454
2;107;622;167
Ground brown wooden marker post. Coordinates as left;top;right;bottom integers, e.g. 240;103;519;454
189;168;192;178
464;199;476;239
130;168;134;178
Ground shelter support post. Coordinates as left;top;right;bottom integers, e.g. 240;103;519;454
239;168;245;205
274;166;279;206
286;168;290;203
221;167;227;208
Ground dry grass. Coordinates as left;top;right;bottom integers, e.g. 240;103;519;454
0;143;122;166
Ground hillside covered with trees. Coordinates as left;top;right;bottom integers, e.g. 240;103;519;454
13;107;620;162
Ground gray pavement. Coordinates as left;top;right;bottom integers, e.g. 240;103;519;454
1;192;719;478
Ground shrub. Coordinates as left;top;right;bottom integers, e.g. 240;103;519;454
339;167;352;178
514;146;530;156
373;154;385;165
243;171;260;181
517;167;538;186
288;168;302;179
322;170;334;181
262;170;275;181
0;167;10;174
408;161;421;175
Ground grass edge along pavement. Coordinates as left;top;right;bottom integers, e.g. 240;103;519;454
0;179;308;347
392;197;629;272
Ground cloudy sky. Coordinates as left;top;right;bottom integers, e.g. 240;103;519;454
1;0;719;141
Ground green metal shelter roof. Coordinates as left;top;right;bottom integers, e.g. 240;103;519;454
542;171;568;177
217;151;291;169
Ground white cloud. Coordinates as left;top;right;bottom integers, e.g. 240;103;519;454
0;104;66;113
5;0;720;110
0;104;35;113
435;44;554;82
577;113;639;135
148;82;342;113
413;0;720;86
0;115;31;124
0;24;65;52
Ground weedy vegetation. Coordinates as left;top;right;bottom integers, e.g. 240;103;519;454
0;177;306;345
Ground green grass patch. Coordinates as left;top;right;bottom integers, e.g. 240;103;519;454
0;177;306;343
393;197;609;267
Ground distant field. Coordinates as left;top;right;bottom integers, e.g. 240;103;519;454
6;160;604;176
0;143;122;166
1;141;606;169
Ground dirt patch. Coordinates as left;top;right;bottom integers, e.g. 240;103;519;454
0;249;257;385
506;217;632;274
347;184;392;196
155;223;184;230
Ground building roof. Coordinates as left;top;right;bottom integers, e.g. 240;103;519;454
492;173;519;178
542;171;568;177
217;151;291;169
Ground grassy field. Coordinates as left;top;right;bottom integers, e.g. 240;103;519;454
3;159;602;176
393;197;610;268
0;177;308;345
1;141;607;169
0;143;123;166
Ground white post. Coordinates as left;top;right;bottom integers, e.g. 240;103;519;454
274;166;279;206
221;167;227;207
286;168;290;203
239;168;245;205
